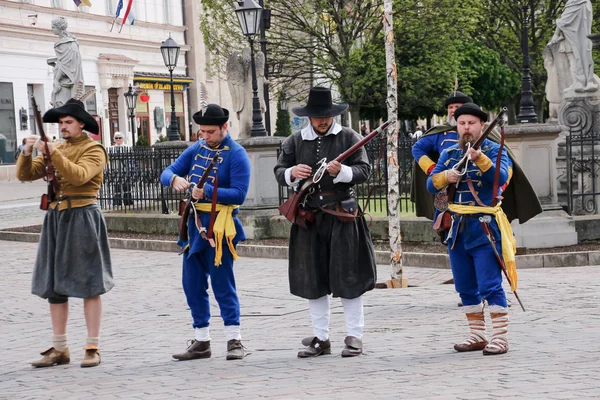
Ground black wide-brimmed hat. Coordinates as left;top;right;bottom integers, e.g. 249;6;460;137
292;87;349;118
453;102;488;123
43;98;99;135
193;104;229;125
443;91;473;108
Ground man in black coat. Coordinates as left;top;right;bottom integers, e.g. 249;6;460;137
274;87;377;358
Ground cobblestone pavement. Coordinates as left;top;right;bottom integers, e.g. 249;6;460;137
1;241;599;399
0;181;46;230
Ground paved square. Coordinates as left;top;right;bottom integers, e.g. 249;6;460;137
1;240;599;399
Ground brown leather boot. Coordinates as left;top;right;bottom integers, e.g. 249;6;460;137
80;345;101;368
454;304;488;352
173;340;211;361
297;337;331;358
341;336;363;357
31;347;70;368
226;339;247;360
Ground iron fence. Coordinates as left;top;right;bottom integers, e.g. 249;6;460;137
99;146;186;214
277;135;418;215
566;127;600;215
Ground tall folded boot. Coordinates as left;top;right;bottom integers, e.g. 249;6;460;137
81;345;101;368
341;336;363;357
31;347;70;368
297;337;331;358
483;306;509;355
226;339;247;360
172;340;211;361
454;303;488;352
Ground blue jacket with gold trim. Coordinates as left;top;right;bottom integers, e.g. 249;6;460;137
426;138;511;249
160;134;251;256
412;130;460;175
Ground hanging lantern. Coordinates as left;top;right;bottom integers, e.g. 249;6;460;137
139;91;150;103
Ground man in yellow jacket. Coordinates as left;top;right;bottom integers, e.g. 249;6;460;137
17;98;113;368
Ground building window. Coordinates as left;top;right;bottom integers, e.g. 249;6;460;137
0;82;17;163
163;0;170;24
51;0;63;8
106;0;115;16
164;92;185;139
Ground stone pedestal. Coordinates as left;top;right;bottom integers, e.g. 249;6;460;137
505;123;578;248
236;135;284;212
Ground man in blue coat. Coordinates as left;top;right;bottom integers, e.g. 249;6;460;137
411;91;472;220
160;104;251;361
427;103;514;356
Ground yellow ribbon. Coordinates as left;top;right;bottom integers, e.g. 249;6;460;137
448;202;518;291
195;203;240;266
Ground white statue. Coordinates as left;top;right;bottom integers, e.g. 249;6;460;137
547;0;599;95
226;48;266;138
49;17;84;107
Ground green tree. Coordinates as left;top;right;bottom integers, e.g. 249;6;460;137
274;93;292;137
199;0;387;131
476;0;568;120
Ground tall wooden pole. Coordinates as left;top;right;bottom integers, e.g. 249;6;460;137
383;0;404;287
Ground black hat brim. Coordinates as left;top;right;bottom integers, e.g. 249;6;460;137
454;104;488;123
444;92;473;108
43;104;99;135
193;108;229;125
292;104;349;118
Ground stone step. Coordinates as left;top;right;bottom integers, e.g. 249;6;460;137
512;211;578;248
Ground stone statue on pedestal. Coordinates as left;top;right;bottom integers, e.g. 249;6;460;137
545;0;599;106
48;17;84;107
226;48;266;139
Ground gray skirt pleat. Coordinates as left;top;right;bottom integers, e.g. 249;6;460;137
32;204;114;299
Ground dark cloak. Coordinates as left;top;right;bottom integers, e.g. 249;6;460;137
410;124;543;224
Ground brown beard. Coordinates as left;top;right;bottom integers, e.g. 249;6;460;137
459;135;476;151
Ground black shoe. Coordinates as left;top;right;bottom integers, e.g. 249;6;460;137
172;340;211;361
297;337;331;358
226;339;247;360
341;336;363;357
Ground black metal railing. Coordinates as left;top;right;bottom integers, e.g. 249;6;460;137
566;127;600;215
277;135;418;215
99;146;187;213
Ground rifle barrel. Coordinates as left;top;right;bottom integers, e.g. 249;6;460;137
334;120;392;163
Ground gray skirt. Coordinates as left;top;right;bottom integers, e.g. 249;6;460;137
32;204;114;299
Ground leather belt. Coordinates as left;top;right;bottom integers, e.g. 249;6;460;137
56;195;98;211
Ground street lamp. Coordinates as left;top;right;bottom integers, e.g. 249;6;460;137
235;0;268;137
124;84;138;145
160;35;181;141
517;4;538;124
280;93;288;111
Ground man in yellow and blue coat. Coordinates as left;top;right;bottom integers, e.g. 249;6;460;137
160;104;251;361
427;103;515;356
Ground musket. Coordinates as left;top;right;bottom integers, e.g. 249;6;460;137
178;153;220;244
479;216;526;312
446;107;508;204
278;119;393;227
31;95;59;210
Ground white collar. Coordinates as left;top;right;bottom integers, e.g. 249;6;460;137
300;120;342;141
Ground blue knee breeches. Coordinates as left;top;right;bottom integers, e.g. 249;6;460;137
182;246;240;328
448;232;507;308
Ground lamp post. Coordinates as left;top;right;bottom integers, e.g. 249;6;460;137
160;35;181;141
517;4;538;124
124;84;138;145
258;0;271;135
235;0;268;137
